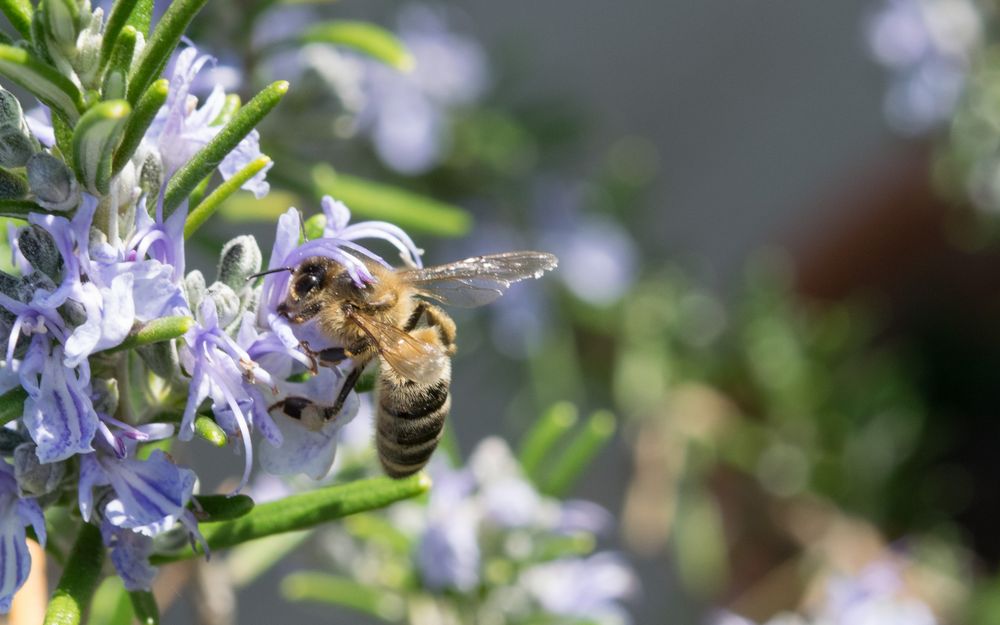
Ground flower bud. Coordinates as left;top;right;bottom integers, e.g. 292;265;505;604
139;151;163;201
0;127;37;168
208;281;241;328
19;271;56;300
14;443;65;497
0;168;27;199
27;152;79;211
217;235;262;291
184;270;207;312
18;224;63;281
0;89;24;127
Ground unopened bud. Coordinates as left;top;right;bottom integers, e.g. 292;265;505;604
91;378;120;416
18;224;62;280
217;236;262;291
139;151;163;201
0;127;36;167
138;340;181;379
208;281;241;328
0;168;27;199
0;90;24;127
27;152;79;211
184;270;207;312
14;443;65;497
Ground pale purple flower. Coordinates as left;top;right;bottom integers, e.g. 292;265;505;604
820;561;938;625
259;365;360;480
416;466;480;591
144;45;271;197
0;461;45;613
100;522;157;591
519;553;638;625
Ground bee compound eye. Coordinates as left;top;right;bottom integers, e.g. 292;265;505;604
294;273;320;297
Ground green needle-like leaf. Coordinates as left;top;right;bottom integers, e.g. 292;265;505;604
72;99;131;194
301;21;413;71
541;409;617;497
100;0;153;68
193;494;255;522
184;156;271;238
151;474;430;563
128;591;159;625
88;576;133;625
518;401;578;483
101;25;137;100
102;316;193;354
193;416;228;447
163;81;287;215
126;0;209;105
0;0;32;39
0;44;85;122
0;387;26;427
281;572;406;621
44;522;105;625
310;165;471;236
0;199;47;219
112;78;167;178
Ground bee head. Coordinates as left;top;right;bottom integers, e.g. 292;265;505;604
278;257;362;322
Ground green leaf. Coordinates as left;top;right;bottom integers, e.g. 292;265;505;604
311;165;471;236
301;21;413;71
0;386;26;427
101;316;193;354
0;44;85;122
193;415;227;447
126;0;209;105
163;81;287;215
72;99;131;194
101;0;153;69
111;78;167;178
192;494;255;522
281;572;405;622
151;474;430;563
44;522;105;625
101;25;137;100
184;156;271;238
128;591;159;625
540;409;616;496
0;0;32;39
0;198;47;219
518;401;577;484
43;0;79;51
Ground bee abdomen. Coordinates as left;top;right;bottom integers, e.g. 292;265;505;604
377;380;450;478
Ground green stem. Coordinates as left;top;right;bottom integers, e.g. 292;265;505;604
44;522;105;625
540;409;616;497
151;474;430;564
126;0;209;105
0;387;26;427
0;0;31;40
129;591;159;625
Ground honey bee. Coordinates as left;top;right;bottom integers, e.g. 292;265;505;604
266;251;558;478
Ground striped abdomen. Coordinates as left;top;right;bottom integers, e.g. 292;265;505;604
376;377;450;478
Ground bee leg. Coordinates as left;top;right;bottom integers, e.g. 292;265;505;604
404;302;456;351
330;365;365;418
317;347;347;367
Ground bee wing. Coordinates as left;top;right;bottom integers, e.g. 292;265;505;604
400;251;558;308
347;310;449;384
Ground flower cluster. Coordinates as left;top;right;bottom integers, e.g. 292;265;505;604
290;432;637;625
0;0;430;608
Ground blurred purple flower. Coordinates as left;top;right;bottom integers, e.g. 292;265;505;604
865;0;981;134
519;553;638;625
359;4;489;174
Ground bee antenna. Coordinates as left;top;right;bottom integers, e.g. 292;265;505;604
246;267;294;281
